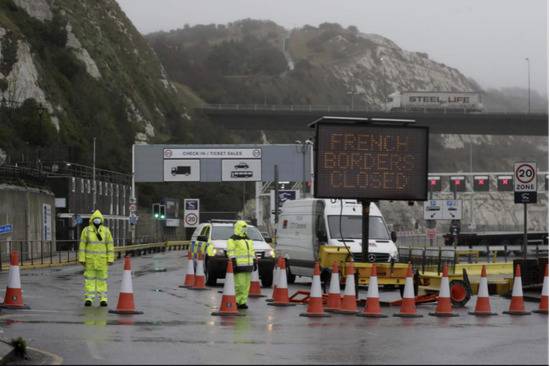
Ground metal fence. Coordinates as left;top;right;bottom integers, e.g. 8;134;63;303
0;237;184;271
396;233;445;247
397;240;548;276
199;104;532;114
398;245;457;274
0;240;75;271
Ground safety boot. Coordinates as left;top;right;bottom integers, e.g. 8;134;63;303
237;303;248;309
84;300;93;307
100;299;108;307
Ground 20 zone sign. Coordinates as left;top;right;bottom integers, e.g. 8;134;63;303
514;162;537;192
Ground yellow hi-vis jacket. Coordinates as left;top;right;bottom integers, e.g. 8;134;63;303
226;220;255;273
78;210;114;270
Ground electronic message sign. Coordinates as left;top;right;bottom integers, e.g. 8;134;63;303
314;123;429;200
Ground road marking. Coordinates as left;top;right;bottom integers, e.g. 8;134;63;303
86;340;105;360
27;346;64;365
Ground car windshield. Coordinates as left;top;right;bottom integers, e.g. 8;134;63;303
211;225;264;241
327;216;390;240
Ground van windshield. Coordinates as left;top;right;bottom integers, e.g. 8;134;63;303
211;226;264;241
327;216;390;240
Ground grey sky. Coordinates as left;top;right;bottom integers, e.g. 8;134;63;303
116;0;549;95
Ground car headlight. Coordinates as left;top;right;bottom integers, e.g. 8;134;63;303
264;250;275;258
213;249;225;256
390;251;399;261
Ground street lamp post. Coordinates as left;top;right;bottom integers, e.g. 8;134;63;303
347;92;355;111
92;137;96;210
527;58;531;113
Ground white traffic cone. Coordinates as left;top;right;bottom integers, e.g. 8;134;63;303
357;264;386;318
534;264;548;314
180;251;195;288
267;258;295;307
326;261;342;312
109;256;143;314
300;262;330;317
248;267;265;298
429;264;459;317
0;251;29;309
394;263;422;318
334;262;358;314
469;265;497;316
191;253;208;290
267;257;281;302
211;260;243;316
503;264;531;315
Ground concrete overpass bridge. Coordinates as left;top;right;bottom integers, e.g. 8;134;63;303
196;104;548;136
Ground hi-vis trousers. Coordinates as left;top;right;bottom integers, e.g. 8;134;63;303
84;268;108;302
234;272;251;305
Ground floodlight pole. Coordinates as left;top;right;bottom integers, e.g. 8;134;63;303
361;198;370;262
131;144;136;244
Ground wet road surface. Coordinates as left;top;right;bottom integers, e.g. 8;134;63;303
0;252;547;364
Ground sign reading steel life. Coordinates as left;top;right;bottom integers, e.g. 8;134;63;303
315;123;429;200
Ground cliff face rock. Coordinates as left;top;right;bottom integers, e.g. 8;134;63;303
0;0;190;169
148;21;479;107
302;30;478;107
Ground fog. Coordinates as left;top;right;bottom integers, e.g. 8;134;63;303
116;0;548;96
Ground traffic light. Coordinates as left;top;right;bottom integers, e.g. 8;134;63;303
497;175;514;191
473;175;490;192
427;176;441;192
159;204;166;220
152;203;160;219
449;176;466;192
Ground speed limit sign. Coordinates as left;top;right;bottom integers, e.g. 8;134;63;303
184;213;198;226
184;198;200;227
514;162;537;203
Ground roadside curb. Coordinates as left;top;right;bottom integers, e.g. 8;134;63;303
1;346;63;365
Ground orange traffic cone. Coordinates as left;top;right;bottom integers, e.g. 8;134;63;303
300;262;330;317
334;262;358;314
191;253;209;291
0;251;29;309
212;260;243;316
469;265;497;316
357;264;386;318
266;257;282;303
248;266;265;298
503;264;531;315
267;257;296;307
326;261;342;312
429;264;458;317
179;251;195;288
109;256;143;315
533;264;548;314
394;263;423;318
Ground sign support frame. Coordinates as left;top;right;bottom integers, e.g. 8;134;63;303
361;199;370;262
513;161;537;259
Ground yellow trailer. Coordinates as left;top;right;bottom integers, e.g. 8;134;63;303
319;245;514;306
418;262;514;298
319;245;410;286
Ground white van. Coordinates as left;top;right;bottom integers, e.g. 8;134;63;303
276;198;398;280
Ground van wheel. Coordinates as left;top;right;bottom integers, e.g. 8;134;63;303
204;259;217;286
286;264;296;284
320;269;331;293
261;271;273;288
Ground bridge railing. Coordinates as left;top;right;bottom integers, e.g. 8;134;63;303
199;104;549;116
200;104;378;112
